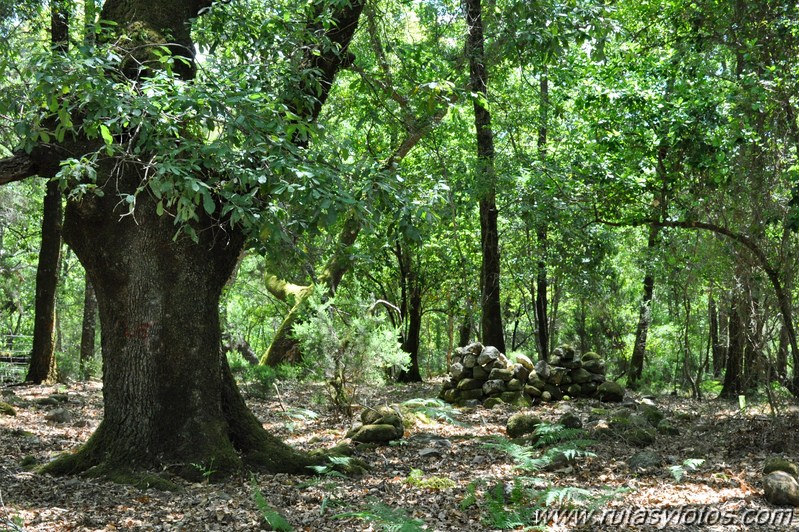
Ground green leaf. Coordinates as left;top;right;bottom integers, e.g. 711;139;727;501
100;124;113;146
202;191;216;215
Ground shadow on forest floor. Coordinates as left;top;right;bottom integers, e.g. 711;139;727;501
1;379;798;530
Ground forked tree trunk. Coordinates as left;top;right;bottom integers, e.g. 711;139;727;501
44;169;314;479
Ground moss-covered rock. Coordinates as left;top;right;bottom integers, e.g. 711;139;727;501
764;458;799;478
350;424;403;444
558;412;582;429
0;401;16;416
597;381;625;402
640;405;665;427
764;471;799;506
484;397;504;409
507;413;542;438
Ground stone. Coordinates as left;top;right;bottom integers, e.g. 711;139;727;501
457;378;484;391
528;374;547;390
558;412;582;429
45;408;72;424
506;378;523;392
488;368;514;382
484;397;504;409
514;353;534;371
524;385;543;398
566;384;582;396
507;413;542;438
450;362;467;380
465;342;484;355
482;379;507;396
570;368;592;384
581;382;598;395
764;458;799;478
351;424;403;443
627;451;663;471
534;360;551;380
459;389;484;401
511;364;530;383
463;354;477;368
0;402;16;416
581;351;601;362
472;365;489;380
442;389;459;403
597;381;625;402
477;346;502;367
764;471;799;506
583;359;606;374
542;391;552;401
640;405;665;427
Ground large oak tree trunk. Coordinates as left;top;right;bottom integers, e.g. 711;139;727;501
44;169;315;479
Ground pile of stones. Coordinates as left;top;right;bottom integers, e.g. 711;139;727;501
440;342;624;407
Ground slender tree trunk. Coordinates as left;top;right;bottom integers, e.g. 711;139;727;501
79;275;97;379
535;68;549;360
720;295;745;398
777;324;789;380
26;0;69;385
458;311;472;347
466;0;504;352
398;279;423;383
709;293;724;376
26;180;62;384
628;224;660;388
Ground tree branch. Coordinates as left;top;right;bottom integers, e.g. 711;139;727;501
0;152;38;186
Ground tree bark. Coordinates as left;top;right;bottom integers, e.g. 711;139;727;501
720;295;745;398
396;243;423;383
466;0;504;353
628;224;659;388
709;294;724;377
26;180;62;384
79;274;97;380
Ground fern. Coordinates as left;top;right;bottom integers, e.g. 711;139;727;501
532;423;590;447
336;501;425;532
401;397;465;426
669;458;705;482
251;477;293;532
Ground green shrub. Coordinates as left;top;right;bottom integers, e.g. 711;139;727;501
292;289;408;416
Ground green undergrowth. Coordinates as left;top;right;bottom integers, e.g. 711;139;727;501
466;423;622;529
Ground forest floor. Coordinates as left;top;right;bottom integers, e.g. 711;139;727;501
1;378;798;531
